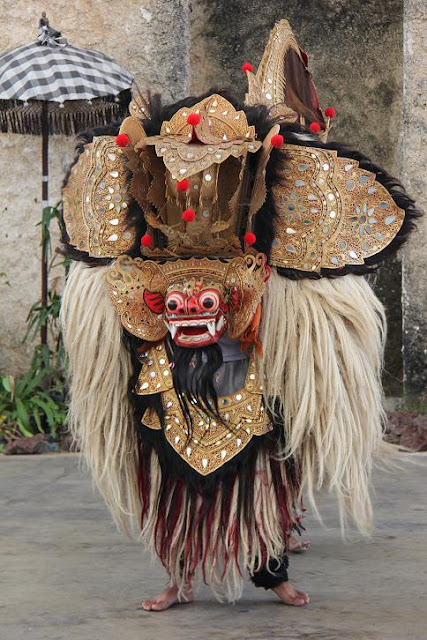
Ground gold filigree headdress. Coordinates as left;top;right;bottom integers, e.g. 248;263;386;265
62;19;407;275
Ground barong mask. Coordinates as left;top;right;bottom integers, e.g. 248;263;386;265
62;19;412;352
60;18;420;593
106;253;270;347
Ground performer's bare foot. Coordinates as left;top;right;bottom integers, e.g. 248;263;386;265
142;582;194;612
272;581;310;606
288;535;311;552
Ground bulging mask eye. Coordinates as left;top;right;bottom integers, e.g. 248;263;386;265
199;290;220;312
165;292;185;314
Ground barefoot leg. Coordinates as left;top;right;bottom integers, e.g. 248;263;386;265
288;534;311;553
272;581;310;606
142;580;194;612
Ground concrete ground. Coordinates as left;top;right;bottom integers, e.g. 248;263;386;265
0;453;426;640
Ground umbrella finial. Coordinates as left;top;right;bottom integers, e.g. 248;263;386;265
37;13;67;47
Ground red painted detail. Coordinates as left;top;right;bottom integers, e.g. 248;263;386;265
143;290;165;314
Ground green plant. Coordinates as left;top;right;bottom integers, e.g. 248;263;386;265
0;348;67;443
0;202;69;448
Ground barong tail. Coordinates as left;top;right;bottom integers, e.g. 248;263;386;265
60;19;420;600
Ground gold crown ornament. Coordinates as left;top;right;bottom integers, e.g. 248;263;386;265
120;94;263;258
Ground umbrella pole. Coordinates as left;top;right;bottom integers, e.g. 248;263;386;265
41;102;49;346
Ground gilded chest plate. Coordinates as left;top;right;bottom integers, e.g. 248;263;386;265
136;343;272;475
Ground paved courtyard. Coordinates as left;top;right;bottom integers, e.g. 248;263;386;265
1;452;426;640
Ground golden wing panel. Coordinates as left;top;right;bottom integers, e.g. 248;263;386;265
269;145;405;272
62;137;136;258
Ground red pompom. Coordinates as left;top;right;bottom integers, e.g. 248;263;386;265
244;231;256;246
182;208;196;222
177;179;190;192
325;107;336;118
140;233;153;247
241;62;253;74
187;113;201;126
271;134;284;148
115;133;130;147
309;122;321;134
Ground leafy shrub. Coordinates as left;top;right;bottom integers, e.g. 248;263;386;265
0;346;67;450
0;204;68;450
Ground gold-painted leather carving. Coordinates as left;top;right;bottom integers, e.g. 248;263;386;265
244;20;306;122
134;95;261;258
62;137;136;258
270;145;405;272
144;94;260;178
139;349;271;475
106;256;168;342
136;342;173;394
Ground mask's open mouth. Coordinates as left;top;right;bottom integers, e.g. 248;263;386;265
165;313;226;347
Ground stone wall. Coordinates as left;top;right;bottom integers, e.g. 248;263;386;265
0;0;424;399
401;0;427;404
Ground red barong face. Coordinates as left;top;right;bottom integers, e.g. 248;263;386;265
164;280;231;347
107;253;269;347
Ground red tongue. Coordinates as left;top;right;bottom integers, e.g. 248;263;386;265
180;326;207;336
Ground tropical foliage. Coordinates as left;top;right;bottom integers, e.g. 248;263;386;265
0;204;68;451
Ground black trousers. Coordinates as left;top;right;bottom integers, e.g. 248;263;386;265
179;553;289;590
250;553;289;589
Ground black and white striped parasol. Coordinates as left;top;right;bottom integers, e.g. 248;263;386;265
0;40;133;103
0;18;133;135
0;15;133;344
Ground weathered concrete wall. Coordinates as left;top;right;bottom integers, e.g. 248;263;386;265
401;0;427;403
0;134;75;371
0;0;424;398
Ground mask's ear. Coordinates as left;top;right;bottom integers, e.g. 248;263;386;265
106;255;168;342
143;290;165;314
225;253;269;339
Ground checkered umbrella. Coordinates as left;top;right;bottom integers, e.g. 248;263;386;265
0;41;133;104
0;15;133;344
0;20;133;135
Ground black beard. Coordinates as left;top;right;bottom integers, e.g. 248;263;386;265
167;340;224;435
